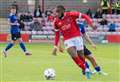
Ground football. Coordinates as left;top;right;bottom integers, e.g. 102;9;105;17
44;68;56;80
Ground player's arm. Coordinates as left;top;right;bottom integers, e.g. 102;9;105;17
8;17;19;26
58;38;64;53
52;37;64;55
83;33;96;49
79;24;96;49
81;13;97;30
70;11;97;30
52;26;60;55
54;29;60;47
9;22;19;26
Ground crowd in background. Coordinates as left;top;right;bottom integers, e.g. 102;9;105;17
86;0;120;18
85;0;120;32
11;0;120;32
16;5;53;32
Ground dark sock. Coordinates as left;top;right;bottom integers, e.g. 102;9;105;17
19;42;26;52
85;62;90;69
5;43;14;51
95;66;101;72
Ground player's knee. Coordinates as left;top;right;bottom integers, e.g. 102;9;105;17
11;40;16;44
18;38;23;43
67;47;77;57
77;50;84;56
86;55;94;60
19;40;23;43
70;53;77;57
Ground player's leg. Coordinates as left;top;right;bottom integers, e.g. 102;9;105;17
84;46;107;75
17;33;31;56
67;47;86;71
77;50;91;79
84;46;101;71
85;55;101;71
77;46;90;75
64;38;86;71
3;41;14;57
19;38;26;52
3;34;16;57
59;39;89;70
4;41;14;51
85;55;107;75
75;37;91;79
18;39;31;56
66;37;90;79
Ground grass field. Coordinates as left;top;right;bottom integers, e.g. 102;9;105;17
0;43;120;82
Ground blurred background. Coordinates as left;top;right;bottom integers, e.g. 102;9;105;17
0;0;120;44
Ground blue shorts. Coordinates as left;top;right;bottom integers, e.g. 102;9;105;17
11;32;21;41
84;45;92;56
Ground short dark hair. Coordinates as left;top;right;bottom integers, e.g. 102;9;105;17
56;5;65;12
11;6;16;9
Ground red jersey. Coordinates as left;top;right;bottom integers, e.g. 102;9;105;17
54;11;93;46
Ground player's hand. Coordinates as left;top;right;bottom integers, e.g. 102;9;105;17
52;46;58;56
92;24;97;30
91;44;96;50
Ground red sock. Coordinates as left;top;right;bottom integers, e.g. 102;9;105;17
72;55;86;70
78;55;85;63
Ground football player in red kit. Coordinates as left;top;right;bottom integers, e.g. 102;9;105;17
52;5;96;79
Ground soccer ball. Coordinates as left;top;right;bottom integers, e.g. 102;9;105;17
44;68;56;80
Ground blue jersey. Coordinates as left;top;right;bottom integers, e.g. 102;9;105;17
77;22;86;34
8;13;20;34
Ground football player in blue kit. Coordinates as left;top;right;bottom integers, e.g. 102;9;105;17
75;21;107;75
3;6;31;57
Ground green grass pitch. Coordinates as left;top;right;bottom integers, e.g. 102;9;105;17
0;43;120;82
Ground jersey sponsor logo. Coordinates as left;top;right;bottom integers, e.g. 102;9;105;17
59;17;73;31
61;24;71;31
